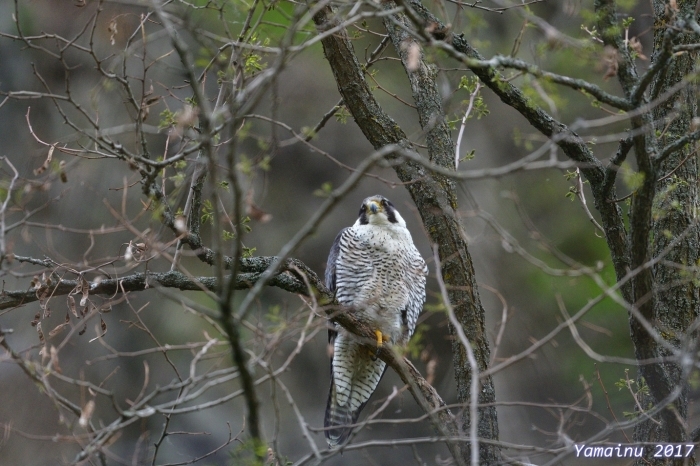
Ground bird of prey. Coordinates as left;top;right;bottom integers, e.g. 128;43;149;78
324;195;427;447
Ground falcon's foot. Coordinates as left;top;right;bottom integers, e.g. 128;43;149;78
375;330;383;348
372;330;390;360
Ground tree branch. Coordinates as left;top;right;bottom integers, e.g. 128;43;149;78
466;55;631;110
5;253;460;460
0;260;321;311
405;0;632;301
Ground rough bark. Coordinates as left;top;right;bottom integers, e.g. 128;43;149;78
631;1;700;459
593;0;700;461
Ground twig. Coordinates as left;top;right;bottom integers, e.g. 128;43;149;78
574;168;605;234
454;79;482;170
433;245;478;466
0;157;19;262
593;364;632;443
159;423;237;466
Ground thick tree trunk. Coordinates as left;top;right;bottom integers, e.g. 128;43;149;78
313;5;500;464
633;1;700;460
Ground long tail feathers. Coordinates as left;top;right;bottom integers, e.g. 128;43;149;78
324;380;361;448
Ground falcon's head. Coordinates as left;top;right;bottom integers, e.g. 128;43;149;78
355;195;407;227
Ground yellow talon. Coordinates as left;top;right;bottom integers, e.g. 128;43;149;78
372;330;390;360
375;330;383;348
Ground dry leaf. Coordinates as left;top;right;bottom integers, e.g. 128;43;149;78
140;105;149;122
691;117;700;131
50;346;62;373
125;241;147;262
629;37;647;60
425;358;437;386
174;215;188;234
424;21;448;41
139;96;159;122
89;317;108;343
401;40;421;72
34;145;55;176
601;46;619;81
59;160;67;183
30;275;41;290
176;105;198;130
124;243;133;262
36;321;45;346
79;400;95;427
67;295;78;318
108;19;118;46
245;192;272;223
36;277;51;318
79;277;89;307
49;313;71;338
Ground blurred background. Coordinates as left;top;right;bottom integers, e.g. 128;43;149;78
0;0;675;464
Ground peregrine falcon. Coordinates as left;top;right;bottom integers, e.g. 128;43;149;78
324;195;427;447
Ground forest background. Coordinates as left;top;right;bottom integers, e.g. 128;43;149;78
0;0;698;465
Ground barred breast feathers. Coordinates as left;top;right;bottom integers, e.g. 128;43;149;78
323;195;427;448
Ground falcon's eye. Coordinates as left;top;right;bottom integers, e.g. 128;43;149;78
381;199;387;207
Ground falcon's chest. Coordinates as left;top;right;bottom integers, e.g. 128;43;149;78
335;224;415;301
355;224;408;254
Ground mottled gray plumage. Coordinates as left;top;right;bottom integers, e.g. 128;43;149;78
324;195;427;447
